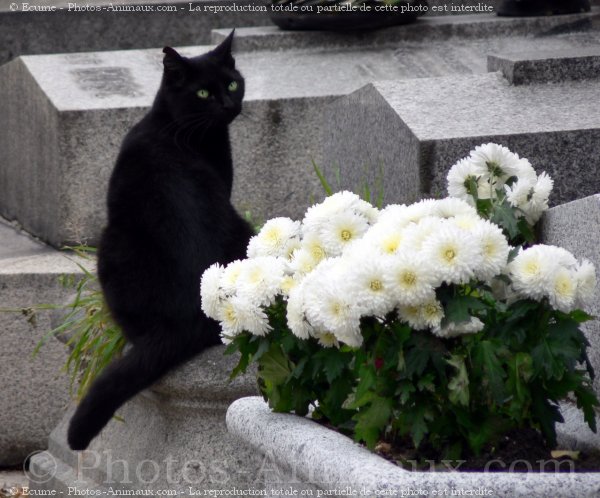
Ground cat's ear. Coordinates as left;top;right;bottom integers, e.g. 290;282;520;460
209;29;235;68
162;47;188;85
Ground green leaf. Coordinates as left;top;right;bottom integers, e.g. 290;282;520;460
473;340;506;403
505;299;540;323
404;347;429;378
531;389;562;448
447;355;470;407
574;384;599;433
444;295;487;326
323;352;348;384
569;309;595;324
467;415;510;455
312;159;333;196
322;377;354;425
476;198;493;218
515;352;533;383
466;176;480;200
417;373;436;393
252;338;271;362
353;396;393;449
531;341;563;380
291;356;309;379
258;343;293;385
351;366;377;408
408;405;429;448
491;202;520;240
517;218;535;243
395;380;416;405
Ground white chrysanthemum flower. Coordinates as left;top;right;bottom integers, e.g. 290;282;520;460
576;259;597;308
388;253;438;306
314;331;340;348
319;210;370;256
303;279;362;348
247;217;301;259
521;172;553;224
421;226;483;284
469;143;523;181
448;213;482;232
286;284;313;339
219;294;270;339
504;176;536;209
284;237;302;260
539;245;578;269
402;200;440;224
377;204;410;229
548;266;578;313
421;299;445;329
236;256;285;306
398;299;444;331
280;275;298;296
200;263;225;320
433;317;484;338
508;246;560;300
303;191;377;233
361;220;405;256
513;158;538;182
432;198;478;219
289;248;319;277
344;254;396;317
220;259;244;294
446;158;487;204
402;217;444;252
300;231;328;264
472;221;511;281
398;305;426;330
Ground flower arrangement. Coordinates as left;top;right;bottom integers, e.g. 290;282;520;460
201;143;598;460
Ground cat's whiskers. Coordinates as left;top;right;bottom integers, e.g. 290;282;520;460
182;117;212;153
172;115;212;154
160;113;209;136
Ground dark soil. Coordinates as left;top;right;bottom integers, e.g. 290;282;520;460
374;429;600;473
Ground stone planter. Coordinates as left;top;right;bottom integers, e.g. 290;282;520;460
227;397;600;497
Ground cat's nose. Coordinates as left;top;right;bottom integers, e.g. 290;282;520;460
222;97;235;110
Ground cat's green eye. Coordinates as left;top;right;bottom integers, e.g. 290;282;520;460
228;81;238;92
197;89;210;99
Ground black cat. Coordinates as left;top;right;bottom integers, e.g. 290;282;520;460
67;31;254;451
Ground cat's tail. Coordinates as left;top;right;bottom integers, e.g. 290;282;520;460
66;331;210;451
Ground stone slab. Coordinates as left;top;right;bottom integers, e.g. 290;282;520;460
0;0;267;65
0;41;474;247
212;9;600;51
488;47;600;84
4;17;600;246
541;194;600;397
227;397;600;498
28;346;263;495
0;220;88;466
323;73;600;208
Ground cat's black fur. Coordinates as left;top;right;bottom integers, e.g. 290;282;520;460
67;31;254;451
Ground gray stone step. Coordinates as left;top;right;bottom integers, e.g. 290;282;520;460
0;218;87;465
28;346;262;495
322;60;600;207
488;47;600;84
3;13;600;247
0;0;267;65
213;9;600;51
